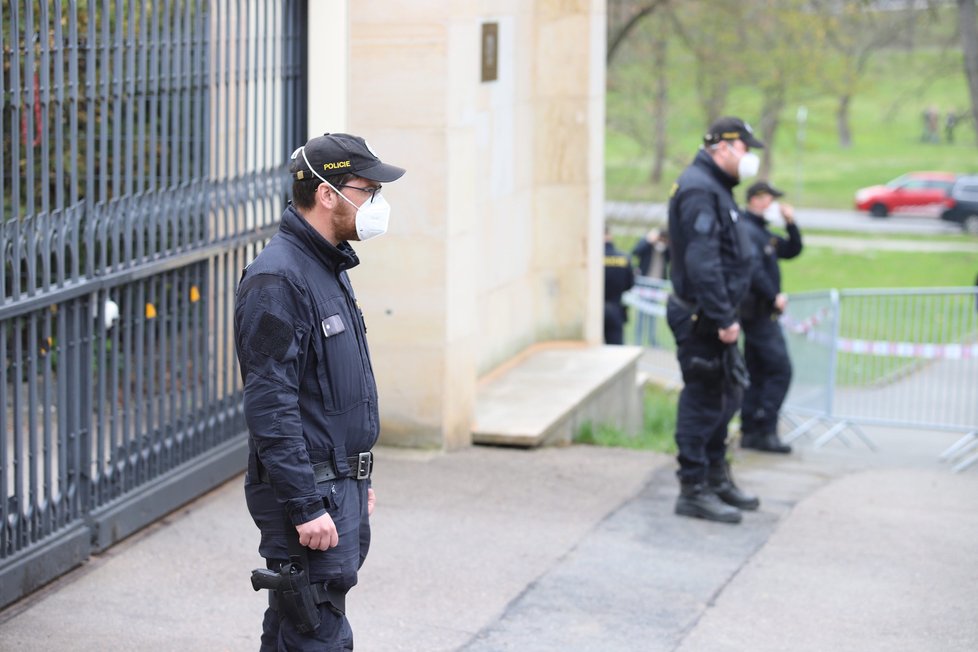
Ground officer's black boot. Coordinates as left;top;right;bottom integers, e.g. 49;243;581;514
675;480;742;523
707;461;760;511
741;431;792;454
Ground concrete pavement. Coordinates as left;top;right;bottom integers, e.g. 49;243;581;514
1;426;976;651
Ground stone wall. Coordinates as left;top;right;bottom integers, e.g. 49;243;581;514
309;1;606;449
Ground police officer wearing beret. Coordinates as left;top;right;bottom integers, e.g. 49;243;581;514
739;181;803;454
234;133;405;650
666;117;761;524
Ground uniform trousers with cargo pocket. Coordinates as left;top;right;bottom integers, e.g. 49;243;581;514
667;300;742;484
246;474;372;652
740;313;792;438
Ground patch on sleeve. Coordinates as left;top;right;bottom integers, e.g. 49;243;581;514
693;210;716;235
250;312;293;361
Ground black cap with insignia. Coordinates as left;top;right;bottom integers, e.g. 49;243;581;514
289;133;406;183
704;116;765;149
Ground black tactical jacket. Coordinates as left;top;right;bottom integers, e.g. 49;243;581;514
604;240;635;307
235;204;379;528
667;148;755;329
741;210;803;310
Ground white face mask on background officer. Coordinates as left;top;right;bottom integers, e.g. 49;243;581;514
714;138;760;181
704;117;764;181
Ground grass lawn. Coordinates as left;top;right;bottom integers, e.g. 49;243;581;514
575;384;678;454
779;245;978;292
607;46;978;209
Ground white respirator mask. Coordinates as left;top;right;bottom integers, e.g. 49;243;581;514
737;151;760;180
763;201;783;224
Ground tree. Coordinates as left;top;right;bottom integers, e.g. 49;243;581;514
739;1;829;177
668;1;747;124
813;1;922;148
650;18;668;183
959;0;978;146
607;0;671;64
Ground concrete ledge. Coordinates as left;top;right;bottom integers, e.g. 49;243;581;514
472;342;644;447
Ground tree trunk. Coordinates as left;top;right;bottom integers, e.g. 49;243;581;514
837;94;852;148
958;0;978;147
650;26;668;184
758;94;784;180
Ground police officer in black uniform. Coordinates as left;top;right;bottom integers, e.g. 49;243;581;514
666;117;761;524
604;227;635;344
739;181;803;454
234;133;405;650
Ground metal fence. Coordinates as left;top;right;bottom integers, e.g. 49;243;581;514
626;276;671;348
780;288;978;470
625;283;978;470
1;0;307;609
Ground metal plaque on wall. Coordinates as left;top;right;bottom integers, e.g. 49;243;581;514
481;22;498;82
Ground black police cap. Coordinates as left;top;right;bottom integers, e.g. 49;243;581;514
746;181;784;200
704;116;765;149
289;133;406;183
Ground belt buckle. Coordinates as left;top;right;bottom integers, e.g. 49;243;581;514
354;452;373;480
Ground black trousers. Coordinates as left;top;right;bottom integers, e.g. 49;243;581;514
667;301;742;483
741;314;792;436
604;301;626;345
246;476;371;652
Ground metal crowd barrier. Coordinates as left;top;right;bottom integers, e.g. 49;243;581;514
623;276;672;349
780;287;978;471
625;283;978;471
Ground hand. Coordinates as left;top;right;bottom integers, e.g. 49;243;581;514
780;202;795;224
774;293;788;313
718;322;740;343
296;513;339;551
367;488;376;516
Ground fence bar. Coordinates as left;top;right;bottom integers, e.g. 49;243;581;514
1;0;305;610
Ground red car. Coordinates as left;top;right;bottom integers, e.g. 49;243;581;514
854;172;957;217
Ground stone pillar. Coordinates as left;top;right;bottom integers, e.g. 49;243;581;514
344;1;605;449
531;1;605;347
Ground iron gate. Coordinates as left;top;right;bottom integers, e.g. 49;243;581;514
1;0;307;609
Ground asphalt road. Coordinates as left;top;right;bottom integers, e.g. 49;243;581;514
606;201;966;235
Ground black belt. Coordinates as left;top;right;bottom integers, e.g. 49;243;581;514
668;294;698;313
257;451;373;484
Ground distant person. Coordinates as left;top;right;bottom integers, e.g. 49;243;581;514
945;110;960;144
631;227;671;280
665;116;761;524
922;105;940;143
604;227;635;345
630;228;670;345
738;181;803;454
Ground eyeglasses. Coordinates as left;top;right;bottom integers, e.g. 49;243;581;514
334;184;382;203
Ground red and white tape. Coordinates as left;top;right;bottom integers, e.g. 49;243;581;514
780;307;831;335
835;339;978;360
782;310;978;359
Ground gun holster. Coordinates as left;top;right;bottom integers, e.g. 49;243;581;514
687;355;723;380
249;518;348;633
723;344;750;389
251;559;322;633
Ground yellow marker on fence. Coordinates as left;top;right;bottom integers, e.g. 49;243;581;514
146;303;157;319
190;285;201;303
